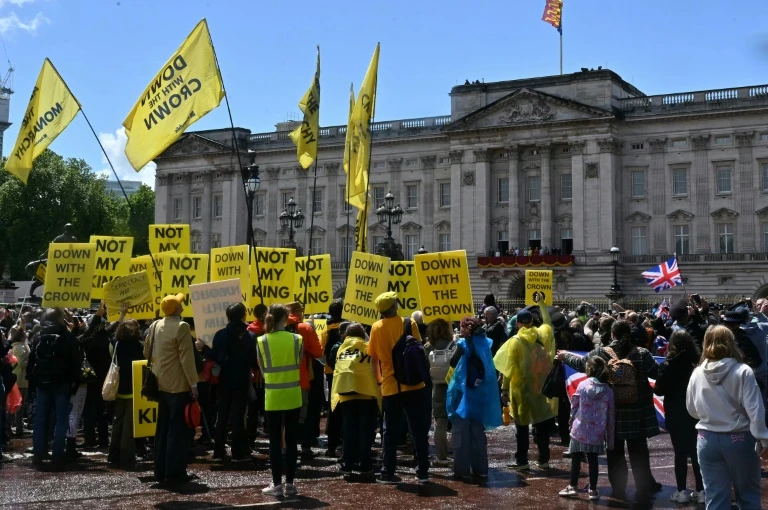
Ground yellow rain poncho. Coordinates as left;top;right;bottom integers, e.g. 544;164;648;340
330;336;381;411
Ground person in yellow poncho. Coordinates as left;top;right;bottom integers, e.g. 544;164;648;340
330;322;381;481
494;301;558;471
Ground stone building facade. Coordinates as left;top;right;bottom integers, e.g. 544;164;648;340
154;70;768;301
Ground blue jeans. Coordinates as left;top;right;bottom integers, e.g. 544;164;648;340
33;384;71;460
697;430;762;510
382;387;430;478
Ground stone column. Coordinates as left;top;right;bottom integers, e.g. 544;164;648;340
266;168;280;246
296;166;310;250
538;144;553;249
201;171;213;253
648;138;667;254
507;146;520;249
597;138;621;251
473;149;491;255
156;173;170;223
736;131;756;252
181;173;191;225
449;149;463;251
421;156;436;250
569;142;586;254
691;135;711;253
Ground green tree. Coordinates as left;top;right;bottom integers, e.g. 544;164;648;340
126;184;155;256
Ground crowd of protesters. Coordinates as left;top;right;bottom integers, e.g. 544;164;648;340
1;292;767;508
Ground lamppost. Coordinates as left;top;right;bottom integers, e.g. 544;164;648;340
606;246;625;302
279;198;304;249
375;191;404;260
241;163;260;246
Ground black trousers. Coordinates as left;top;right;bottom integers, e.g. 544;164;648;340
247;383;265;442
214;387;247;457
266;408;300;486
570;452;599;490
197;382;217;440
557;398;571;444
325;375;342;450
83;382;109;446
381;387;430;478
668;425;703;492
340;399;377;471
607;437;654;497
154;391;192;482
516;418;554;464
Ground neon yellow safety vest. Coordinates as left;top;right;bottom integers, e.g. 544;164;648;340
257;331;304;411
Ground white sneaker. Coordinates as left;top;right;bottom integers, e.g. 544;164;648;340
559;485;578;498
284;483;297;496
588;490;600;501
692;490;705;504
670;490;691;503
261;483;283;496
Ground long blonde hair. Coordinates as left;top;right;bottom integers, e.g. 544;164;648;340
701;325;742;364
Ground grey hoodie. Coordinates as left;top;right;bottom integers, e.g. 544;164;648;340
686;357;768;447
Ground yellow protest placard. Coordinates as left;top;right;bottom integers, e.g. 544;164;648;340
90;236;134;299
414;250;473;322
293;255;332;315
525;269;553;306
309;318;327;336
132;360;158;438
162;253;209;312
343;251;390;325
103;271;153;314
211;245;250;317
42;243;97;308
189;279;242;347
250;248;295;307
34;262;46;283
148;224;190;254
388;261;420;317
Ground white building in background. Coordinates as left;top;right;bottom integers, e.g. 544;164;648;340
153;69;768;302
105;179;143;196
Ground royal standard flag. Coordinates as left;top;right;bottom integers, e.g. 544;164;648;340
289;46;320;170
5;59;80;184
542;0;563;33
123;19;224;171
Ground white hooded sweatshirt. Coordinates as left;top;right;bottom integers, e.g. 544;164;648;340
686;357;768;447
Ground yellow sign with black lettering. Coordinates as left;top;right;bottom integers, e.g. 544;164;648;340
293;255;332;315
42;243;97;308
309;318;327;336
148;224;190;254
414;250;473;322
250;248;296;307
211;245;250;317
103;271;153;316
525;269;553;306
34;262;46;284
162;253;209;312
90;235;134;299
132;360;158;438
388;261;420;317
343;251;390;325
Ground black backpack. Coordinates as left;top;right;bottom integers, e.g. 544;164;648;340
324;326;343;370
391;318;430;388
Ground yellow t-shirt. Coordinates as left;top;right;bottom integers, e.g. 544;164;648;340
368;316;423;397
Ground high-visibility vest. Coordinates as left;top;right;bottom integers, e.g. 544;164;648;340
257;331;303;411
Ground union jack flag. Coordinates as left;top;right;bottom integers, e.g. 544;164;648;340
641;257;682;293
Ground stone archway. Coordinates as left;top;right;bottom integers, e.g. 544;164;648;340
333;285;346;299
753;283;768;301
507;274;525;300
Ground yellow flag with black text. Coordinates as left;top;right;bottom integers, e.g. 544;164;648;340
355;207;368;253
288;47;320;170
5;59;80;184
123;19;224;171
350;44;379;197
343;82;365;210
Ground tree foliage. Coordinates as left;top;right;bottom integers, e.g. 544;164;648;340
0;150;155;280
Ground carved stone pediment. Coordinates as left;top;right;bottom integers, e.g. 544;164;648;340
434;220;451;233
625;212;651;224
757;206;768;219
491;217;509;227
710;208;738;220
555;213;573;225
667;209;694;222
163;134;231;157
400;221;422;233
252;228;267;237
305;225;326;234
368;223;387;234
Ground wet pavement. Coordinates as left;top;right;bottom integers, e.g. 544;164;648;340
1;425;766;509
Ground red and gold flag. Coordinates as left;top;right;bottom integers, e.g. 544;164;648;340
542;0;563;33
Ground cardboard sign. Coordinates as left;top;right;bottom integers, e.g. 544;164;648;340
132;360;158;438
42;243;97;308
293;255;332;315
525;269;553;306
250;248;296;307
343;251;390;325
414;250;473;322
149;224;190;254
388;261;420;317
103;271;153;314
211;245;251;320
189;279;243;347
162;253;209;312
89;236;133;299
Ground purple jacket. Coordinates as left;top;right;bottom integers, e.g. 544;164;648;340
570;377;615;449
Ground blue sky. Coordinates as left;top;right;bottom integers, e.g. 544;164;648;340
1;0;767;187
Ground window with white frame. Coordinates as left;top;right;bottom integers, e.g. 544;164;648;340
760;133;768;142
763;223;768;252
312;189;323;214
252;239;264;247
173;198;182;221
372;236;384;253
761;163;768;192
438;233;451;252
439;182;451;207
497;177;509;203
340;187;351;212
561;227;573;240
560;173;572;200
406;184;419;209
404;235;418;260
191;233;202;254
282;192;293;210
309;237;323;255
497;229;509;254
254;193;265;216
438;156;449;165
341;236;353;262
631;170;646;198
527;175;541;202
192;196;202;219
374;186;386;208
714;135;732;146
406;158;418;167
716;165;732;194
213;194;223;218
718;223;734;253
373;161;385;169
672;168;688;196
631;226;648;255
211;234;222;249
671;139;688;148
674;224;690;254
528;228;541;241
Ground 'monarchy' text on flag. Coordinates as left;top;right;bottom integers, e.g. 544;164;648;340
641;256;682;293
288;46;320;170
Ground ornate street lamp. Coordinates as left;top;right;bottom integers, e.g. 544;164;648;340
280;197;304;248
375;191;404;260
241;163;260;246
606;246;625;302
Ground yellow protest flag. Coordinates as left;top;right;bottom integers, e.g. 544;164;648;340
350;44;380;196
288;46;320;170
123;19;224;171
5;59;80;184
355;206;368;253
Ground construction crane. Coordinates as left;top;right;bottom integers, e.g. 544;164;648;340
0;32;13;157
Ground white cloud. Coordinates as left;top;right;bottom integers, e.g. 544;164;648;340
97;127;156;189
0;12;49;35
0;0;38;8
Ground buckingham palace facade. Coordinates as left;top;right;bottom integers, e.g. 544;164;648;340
153;69;768;301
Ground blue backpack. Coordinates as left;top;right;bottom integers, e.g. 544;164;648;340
391;318;430;389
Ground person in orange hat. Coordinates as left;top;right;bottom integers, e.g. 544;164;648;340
144;293;200;486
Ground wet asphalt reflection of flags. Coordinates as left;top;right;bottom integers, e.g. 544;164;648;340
564;351;666;431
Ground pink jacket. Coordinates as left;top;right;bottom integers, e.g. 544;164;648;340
570;377;615;449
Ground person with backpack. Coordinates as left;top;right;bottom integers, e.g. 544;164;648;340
494;304;557;471
559;319;661;504
330;322;380;480
319;299;344;459
368;291;429;484
446;316;501;481
211;303;258;463
425;318;456;467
